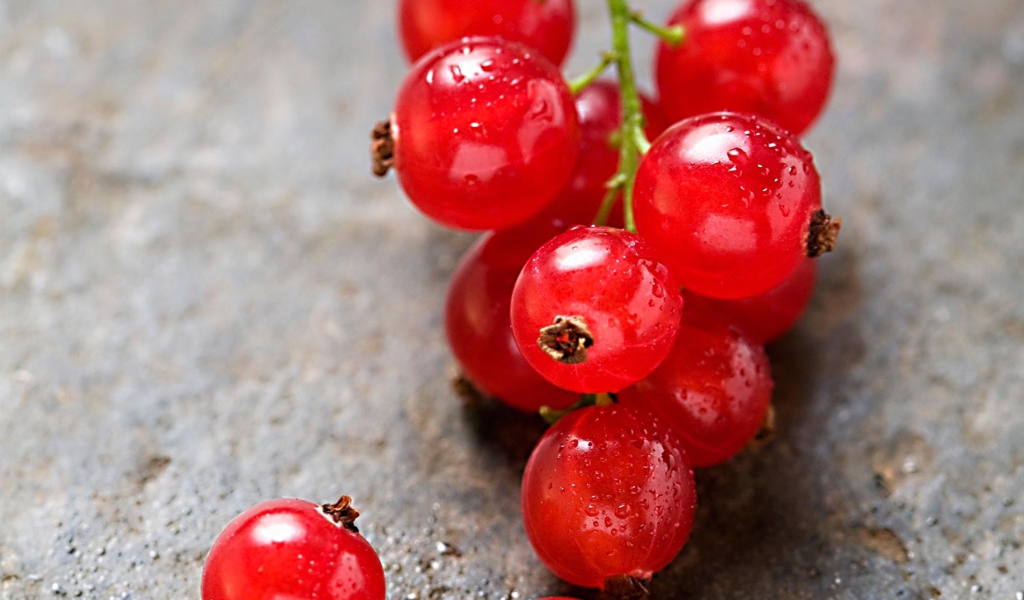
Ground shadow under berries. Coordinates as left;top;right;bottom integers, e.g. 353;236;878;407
460;395;550;473
647;249;869;599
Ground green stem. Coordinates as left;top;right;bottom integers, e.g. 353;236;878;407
606;0;647;233
568;52;615;96
632;129;651;156
540;394;597;425
629;11;685;47
593;174;626;226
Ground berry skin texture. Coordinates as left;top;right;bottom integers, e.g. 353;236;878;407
619;303;774;467
445;220;579;412
391;37;580;231
521;404;697;588
687;257;816;344
655;0;835;136
398;0;576;67
201;497;385;600
634;111;823;299
511;226;683;394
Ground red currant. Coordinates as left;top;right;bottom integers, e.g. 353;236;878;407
384;37;580;231
201;496;385;600
521;404;697;588
510;226;683;393
619;303;774;467
538;81;662;228
634;111;836;300
687;257;816;343
655;0;835;136
398;0;576;67
445;221;580;412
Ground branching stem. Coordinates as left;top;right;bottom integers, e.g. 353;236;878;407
568;52;615;95
606;0;649;233
629;11;685;46
593;174;625;226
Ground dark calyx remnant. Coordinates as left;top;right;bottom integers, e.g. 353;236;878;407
806;209;841;258
371;119;394;177
746;403;777;454
321;495;361;533
451;372;485;405
538;315;594;364
602;575;650;600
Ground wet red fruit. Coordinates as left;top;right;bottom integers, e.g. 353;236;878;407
398;0;576;67
511;226;683;393
619;304;774;467
521;404;697;588
687;257;816;344
201;496;385;600
634;111;827;299
388;37;580;231
445;221;579;412
655;0;835;135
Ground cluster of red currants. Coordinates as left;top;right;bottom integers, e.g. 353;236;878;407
386;0;837;592
199;0;838;598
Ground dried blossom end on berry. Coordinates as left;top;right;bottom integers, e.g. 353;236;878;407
538;315;595;364
320;495;361;533
807;209;841;258
371;119;394;178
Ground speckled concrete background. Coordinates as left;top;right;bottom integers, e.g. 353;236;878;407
1;0;1023;598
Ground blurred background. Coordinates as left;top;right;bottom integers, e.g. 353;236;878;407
1;0;1023;598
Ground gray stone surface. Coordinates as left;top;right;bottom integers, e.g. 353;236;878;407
1;0;1023;598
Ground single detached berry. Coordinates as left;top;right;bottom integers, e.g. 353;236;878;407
655;0;835;136
619;303;774;467
511;226;683;393
539;80;663;228
521;404;697;589
445;220;579;412
634;111;838;300
376;37;580;231
398;0;576;67
686;257;817;344
201;496;385;600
